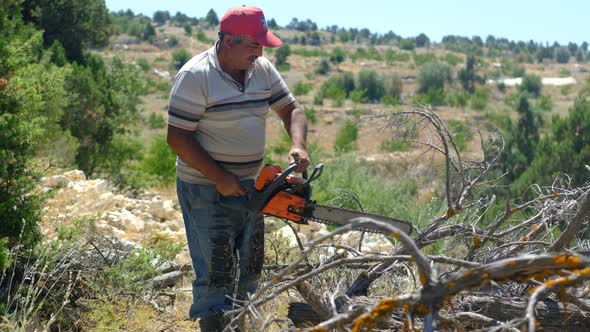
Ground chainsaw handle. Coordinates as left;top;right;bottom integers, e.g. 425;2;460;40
246;163;299;212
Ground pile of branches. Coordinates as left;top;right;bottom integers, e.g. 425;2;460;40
226;107;590;331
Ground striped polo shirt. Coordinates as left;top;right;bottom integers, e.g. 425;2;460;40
167;43;295;184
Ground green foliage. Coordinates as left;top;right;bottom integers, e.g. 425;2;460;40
153;10;170;25
147;112;166;129
22;0;111;61
0;239;7;272
0;17;67;249
205;9;219;26
357;70;385;102
319;73;355;101
447;90;469;108
383;73;403;103
136;57;150;72
330;47;346;64
414;88;446;106
62;55;146;178
304;107;317;124
415;33;430;48
167;35;179;47
458;55;477;93
384;50;410;63
537;95;553;112
503;94;542;181
315;58;331;75
334;121;358;152
195;30;212;44
380;138;410;152
447;120;473;151
139;136;177;185
400;38;416;51
290;48;329;57
555;47;571;64
413;52;437;66
520;74;542;97
470;87;489;110
443;53;463;66
418;62;451;93
311;155;419;220
184;24;193;36
349;89;368;104
292;81;312;96
513;98;590;192
172;48;191;69
275;44;291;67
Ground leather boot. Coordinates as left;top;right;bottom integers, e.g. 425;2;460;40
199;314;223;332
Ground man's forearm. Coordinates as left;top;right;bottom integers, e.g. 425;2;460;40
285;106;308;148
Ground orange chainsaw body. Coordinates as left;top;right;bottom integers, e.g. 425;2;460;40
254;164;307;222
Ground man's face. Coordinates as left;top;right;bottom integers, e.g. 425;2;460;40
228;35;263;70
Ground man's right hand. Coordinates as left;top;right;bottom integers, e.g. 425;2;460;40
215;173;248;196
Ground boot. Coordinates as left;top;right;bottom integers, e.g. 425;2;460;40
199;314;223;332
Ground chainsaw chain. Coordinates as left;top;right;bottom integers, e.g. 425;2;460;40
302;204;413;235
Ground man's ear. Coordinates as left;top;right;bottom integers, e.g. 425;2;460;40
223;35;232;48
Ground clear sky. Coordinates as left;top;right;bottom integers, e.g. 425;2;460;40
105;0;588;45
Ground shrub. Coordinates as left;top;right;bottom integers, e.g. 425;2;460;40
195;30;212;43
447;90;469;108
304;107;317;124
167;35;178;47
520;74;542;97
349;89;368;104
357;70;385;101
136;57;150;72
381;138;410;152
418;62;452;93
400;38;416;51
384;50;410;63
315;58;331;75
383;73;403;103
292;81;312;96
275;44;291;67
413;52;437;66
172;48;191;69
444;53;463;66
537;95;553;112
414;88;446;106
147;112;166;129
470;87;489;110
184;24;192;36
140;136;177;185
555;47;571;64
330;47;346;64
334;121;358;152
447;120;473;151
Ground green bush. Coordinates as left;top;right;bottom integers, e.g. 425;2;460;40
330;47;346;64
349;89;368;104
380;138;411;152
315;58;331;75
520;74;542;97
470;87;489;110
334;121;358;152
136;57;150;72
555;47;571;64
291;48;329;57
147;112;166;129
311;155;419;220
414;88;446;106
418;62;452;93
195;30;212;43
400;38;416;51
384;50;410;63
443;53;463;66
447;90;469;108
292;81;312;96
414;52;437;66
447;120;473;151
537;95;553;112
357;70;385;102
304;107;317;124
172;48;191;69
275;44;291;67
383;73;403;103
140;136;177;185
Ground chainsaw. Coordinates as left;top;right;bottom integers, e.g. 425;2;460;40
245;163;413;235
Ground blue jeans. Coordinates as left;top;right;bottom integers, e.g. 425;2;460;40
176;178;265;319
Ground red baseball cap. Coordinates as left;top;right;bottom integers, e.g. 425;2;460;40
220;5;283;48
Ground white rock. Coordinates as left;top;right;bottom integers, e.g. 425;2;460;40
41;175;70;188
149;200;179;220
63;170;86;182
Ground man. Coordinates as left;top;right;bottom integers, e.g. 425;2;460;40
166;5;309;331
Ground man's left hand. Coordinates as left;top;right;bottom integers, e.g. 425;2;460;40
288;146;310;173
